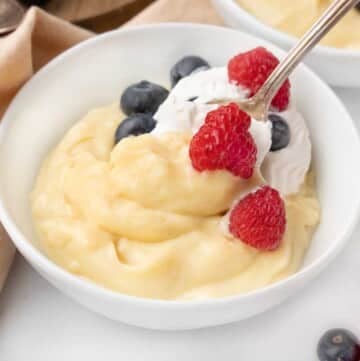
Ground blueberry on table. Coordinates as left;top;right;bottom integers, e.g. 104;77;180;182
114;113;156;144
268;113;290;152
317;329;360;361
170;56;210;87
120;81;169;116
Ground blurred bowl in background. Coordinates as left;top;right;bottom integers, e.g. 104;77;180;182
212;0;360;87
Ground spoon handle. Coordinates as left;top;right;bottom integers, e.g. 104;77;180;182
256;0;358;109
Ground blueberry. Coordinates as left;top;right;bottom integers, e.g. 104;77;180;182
268;113;290;152
114;114;156;144
120;81;169;116
317;329;360;361
170;56;210;87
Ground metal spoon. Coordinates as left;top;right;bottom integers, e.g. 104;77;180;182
211;0;359;121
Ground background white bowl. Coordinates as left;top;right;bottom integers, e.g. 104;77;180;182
0;24;359;330
212;0;360;88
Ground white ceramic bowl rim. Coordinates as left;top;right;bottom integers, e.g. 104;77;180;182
0;23;359;309
226;0;360;57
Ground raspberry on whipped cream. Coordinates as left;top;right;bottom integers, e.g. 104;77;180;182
228;47;290;111
189;103;257;179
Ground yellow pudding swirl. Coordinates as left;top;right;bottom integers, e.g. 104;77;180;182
31;103;320;300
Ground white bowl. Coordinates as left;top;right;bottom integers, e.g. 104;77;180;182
212;0;360;87
0;24;359;330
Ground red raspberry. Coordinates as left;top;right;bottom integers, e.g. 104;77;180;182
228;47;290;111
189;103;257;179
229;186;286;251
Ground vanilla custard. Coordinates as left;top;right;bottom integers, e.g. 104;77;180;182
31;103;320;300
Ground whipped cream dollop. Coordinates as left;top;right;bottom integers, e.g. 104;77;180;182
153;67;311;195
262;107;311;195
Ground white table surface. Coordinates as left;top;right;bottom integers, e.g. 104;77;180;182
0;87;360;361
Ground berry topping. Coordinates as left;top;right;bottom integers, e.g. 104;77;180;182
269;113;291;151
229;186;286;250
189;103;257;179
170;56;210;87
228;47;290;111
114;113;156;144
120;81;169;116
317;329;360;361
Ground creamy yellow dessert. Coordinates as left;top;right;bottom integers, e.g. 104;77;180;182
31;103;320;300
237;0;360;49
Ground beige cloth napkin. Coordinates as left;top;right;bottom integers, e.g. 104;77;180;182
0;0;223;292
